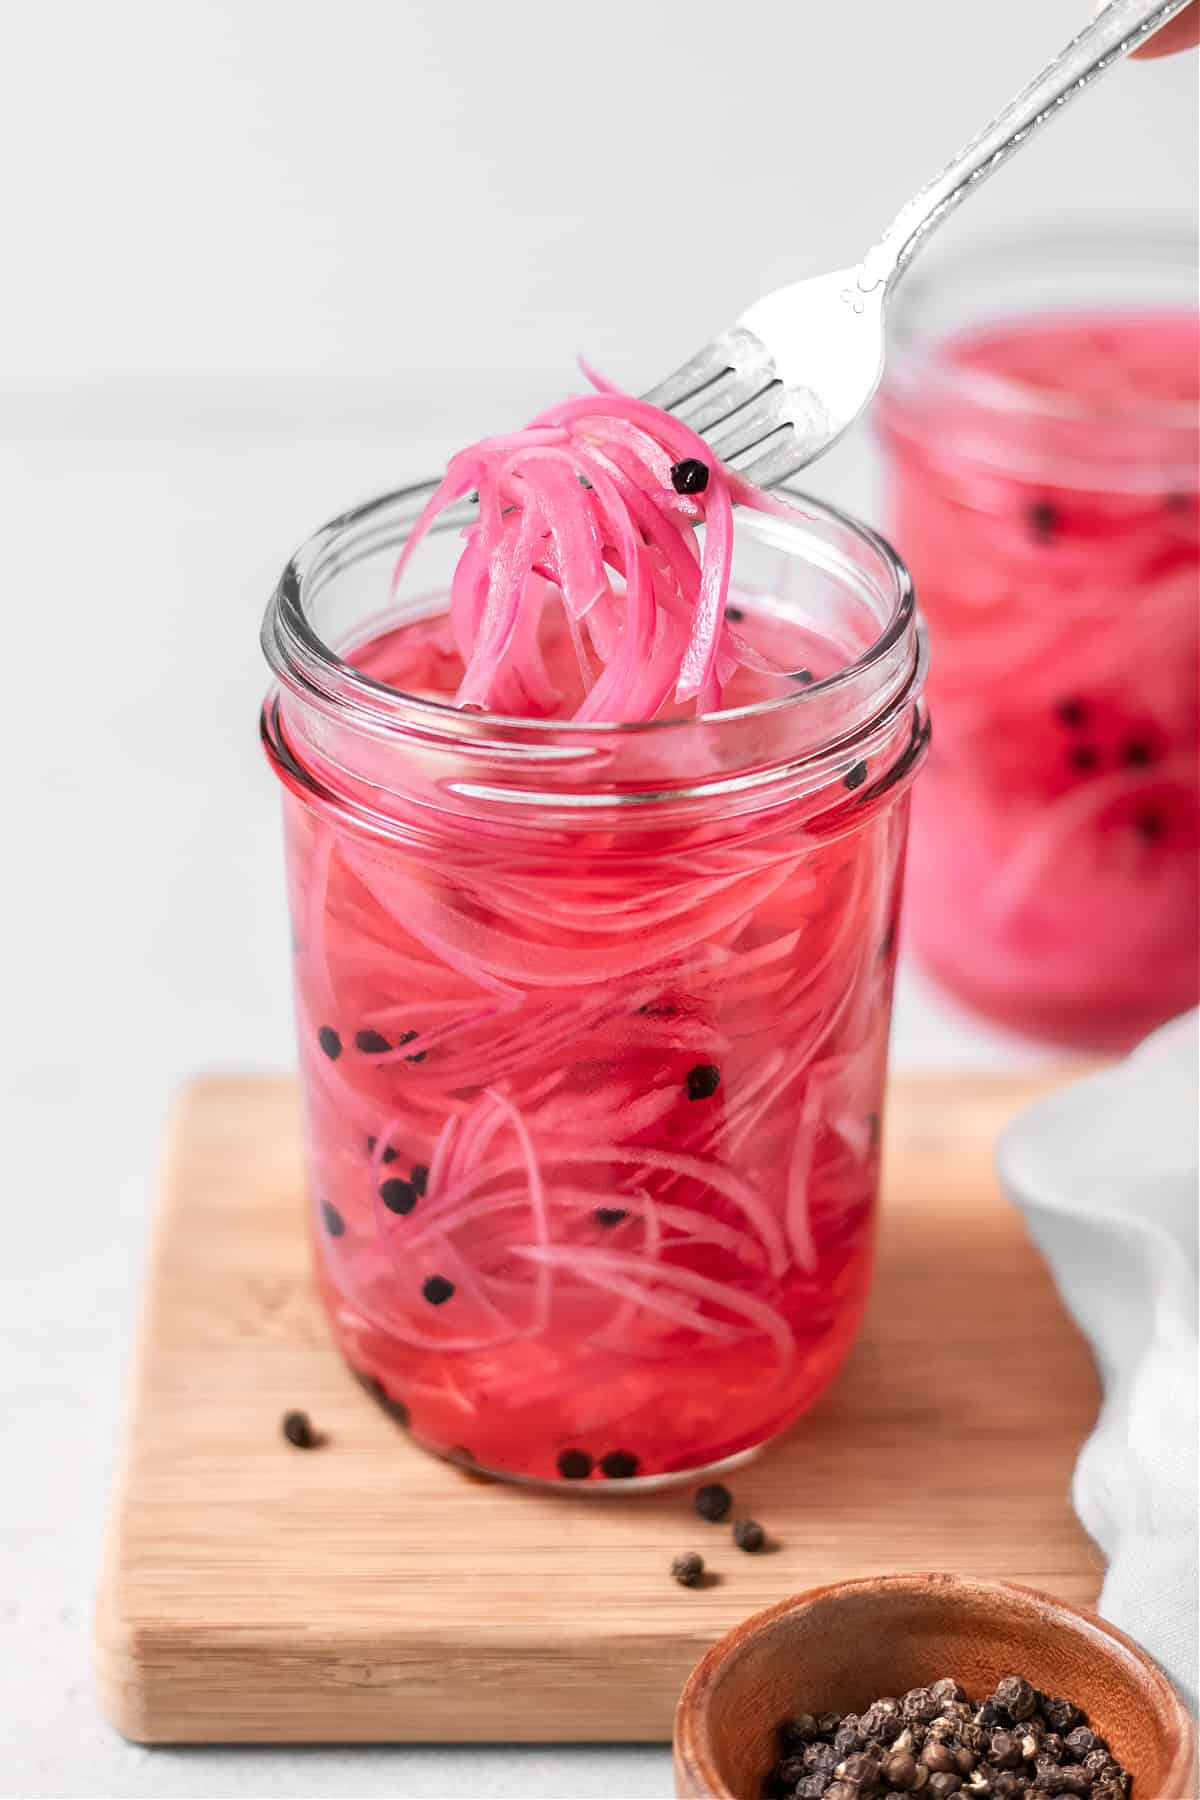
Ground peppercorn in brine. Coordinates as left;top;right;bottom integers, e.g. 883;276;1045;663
765;1677;1133;1799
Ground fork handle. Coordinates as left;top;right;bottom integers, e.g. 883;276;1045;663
859;0;1194;292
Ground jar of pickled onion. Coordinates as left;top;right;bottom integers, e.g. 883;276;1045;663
261;485;927;1487
877;227;1199;1051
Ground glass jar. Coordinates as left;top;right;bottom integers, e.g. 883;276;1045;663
261;483;928;1487
877;226;1199;1051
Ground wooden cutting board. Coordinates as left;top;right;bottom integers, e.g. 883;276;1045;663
95;1071;1103;1745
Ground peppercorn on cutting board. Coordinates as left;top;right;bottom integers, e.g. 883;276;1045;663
96;1071;1104;1745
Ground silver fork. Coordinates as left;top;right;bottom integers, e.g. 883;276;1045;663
645;0;1194;488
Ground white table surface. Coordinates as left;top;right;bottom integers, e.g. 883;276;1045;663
1;400;1044;1799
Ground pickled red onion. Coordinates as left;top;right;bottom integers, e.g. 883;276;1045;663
390;380;799;722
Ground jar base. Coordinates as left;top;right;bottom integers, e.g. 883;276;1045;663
431;1435;783;1495
349;1357;795;1493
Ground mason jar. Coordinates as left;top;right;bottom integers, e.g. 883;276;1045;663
876;226;1199;1050
261;484;928;1487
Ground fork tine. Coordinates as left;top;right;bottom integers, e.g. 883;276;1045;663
642;325;773;413
642;347;734;414
731;430;803;489
671;364;779;436
705;392;789;465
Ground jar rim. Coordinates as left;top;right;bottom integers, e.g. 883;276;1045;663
262;478;920;748
884;219;1199;436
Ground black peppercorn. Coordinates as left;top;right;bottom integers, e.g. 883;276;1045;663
556;1447;593;1479
955;1749;977;1778
833;1721;865;1757
923;1742;957;1774
670;1551;705;1588
600;1449;639;1479
1054;697;1088;729
421;1274;455;1305
977;1702;1009;1730
904;1688;941;1724
1028;499;1061;543
863;1699;904;1744
991;1774;1024;1800
1054;1772;1094;1797
838;1752;882;1787
806;1741;840;1773
1040;1734;1064;1763
781;1713;819;1750
928;1775;962;1799
317;1025;342;1060
825;1783;859;1800
281;1409;315;1448
794;1778;830;1800
732;1517;766;1552
380;1177;418;1215
694;1482;734;1522
1063;1730;1105;1761
320;1200;345;1237
883;1749;920;1791
817;1713;843;1738
932;1679;966;1709
991;1733;1021;1770
1041;1700;1081;1737
844;759;869;790
994;1679;1037;1724
670;457;710;495
355;1028;392;1054
686;1062;721;1101
594;1207;628;1228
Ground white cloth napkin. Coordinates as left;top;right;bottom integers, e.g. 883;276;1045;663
997;1012;1199;1711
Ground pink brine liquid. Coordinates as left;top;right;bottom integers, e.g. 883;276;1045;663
276;604;918;1484
881;309;1199;1050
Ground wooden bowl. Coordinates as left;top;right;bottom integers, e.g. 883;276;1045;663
674;1574;1195;1799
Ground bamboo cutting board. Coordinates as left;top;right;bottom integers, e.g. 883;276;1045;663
96;1072;1103;1745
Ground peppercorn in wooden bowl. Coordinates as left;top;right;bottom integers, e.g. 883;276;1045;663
673;1575;1195;1800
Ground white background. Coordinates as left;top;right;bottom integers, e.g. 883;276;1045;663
0;1;1194;1795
